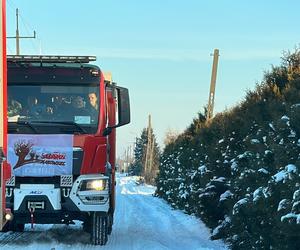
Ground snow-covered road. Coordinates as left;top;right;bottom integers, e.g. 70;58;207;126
0;175;227;250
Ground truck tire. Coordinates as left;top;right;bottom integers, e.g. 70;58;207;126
91;212;108;245
11;222;25;232
83;219;91;233
107;213;113;235
1;220;24;232
0;222;9;232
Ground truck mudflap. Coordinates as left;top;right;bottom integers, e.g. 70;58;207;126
69;174;110;212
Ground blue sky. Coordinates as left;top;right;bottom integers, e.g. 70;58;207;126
6;0;300;156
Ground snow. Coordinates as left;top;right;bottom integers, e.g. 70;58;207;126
230;162;238;171
253;187;269;202
285;164;297;173
288;130;296;138
281;213;300;224
219;190;233;202
0;175;227;250
273;170;286;182
292;201;300;211
233;198;249;215
269;123;275;131
272;164;297;182
278;199;289;212
198;165;208;175
237;151;252;159
291;103;300;108
213;177;226;182
250;139;260;144
281;115;290;121
264;150;272;155
258;168;269;174
253;187;263;200
212;217;231;238
293;190;300;201
191;171;197;180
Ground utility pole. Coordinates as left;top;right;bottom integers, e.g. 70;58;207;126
7;8;36;55
144;114;152;178
207;49;219;121
125;146;129;173
123;148;127;173
148;137;154;177
128;145;132;165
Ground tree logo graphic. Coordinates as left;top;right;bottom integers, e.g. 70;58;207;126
13;140;41;169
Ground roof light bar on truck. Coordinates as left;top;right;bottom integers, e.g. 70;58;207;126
7;55;97;63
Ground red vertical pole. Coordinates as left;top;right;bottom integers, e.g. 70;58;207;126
0;0;8;229
2;0;7;152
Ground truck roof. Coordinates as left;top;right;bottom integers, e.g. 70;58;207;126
7;55;97;64
7;55;101;85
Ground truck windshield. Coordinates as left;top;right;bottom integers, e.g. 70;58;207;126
8;84;100;134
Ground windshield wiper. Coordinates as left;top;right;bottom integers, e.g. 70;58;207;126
30;121;88;134
15;121;39;133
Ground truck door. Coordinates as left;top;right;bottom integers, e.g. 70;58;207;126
0;0;7;230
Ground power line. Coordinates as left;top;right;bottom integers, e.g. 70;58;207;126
18;9;39;54
7;8;36;55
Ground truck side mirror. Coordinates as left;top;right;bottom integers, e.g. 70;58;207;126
116;86;130;127
102;86;130;137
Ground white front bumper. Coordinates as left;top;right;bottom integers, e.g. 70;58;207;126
14;184;61;211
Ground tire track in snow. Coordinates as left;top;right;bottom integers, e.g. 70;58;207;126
0;232;24;247
112;175;226;250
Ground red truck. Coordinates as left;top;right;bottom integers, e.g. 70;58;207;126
4;55;130;245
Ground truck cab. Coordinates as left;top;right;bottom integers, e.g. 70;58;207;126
4;55;130;245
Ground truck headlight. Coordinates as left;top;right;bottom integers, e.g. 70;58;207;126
79;179;107;191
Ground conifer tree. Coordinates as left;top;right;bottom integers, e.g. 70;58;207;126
129;130;148;176
129;128;160;183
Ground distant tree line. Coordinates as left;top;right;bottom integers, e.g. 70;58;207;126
156;48;300;249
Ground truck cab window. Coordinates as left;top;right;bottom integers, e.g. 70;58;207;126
8;84;100;134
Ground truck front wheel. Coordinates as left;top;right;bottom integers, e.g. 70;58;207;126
107;212;113;235
1;220;24;232
90;212;108;245
11;222;25;232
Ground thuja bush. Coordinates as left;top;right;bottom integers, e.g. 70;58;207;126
156;48;300;249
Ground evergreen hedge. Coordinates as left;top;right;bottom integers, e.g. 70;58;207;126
156;49;300;249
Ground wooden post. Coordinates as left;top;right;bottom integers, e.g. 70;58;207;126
207;49;219;121
144;114;152;180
